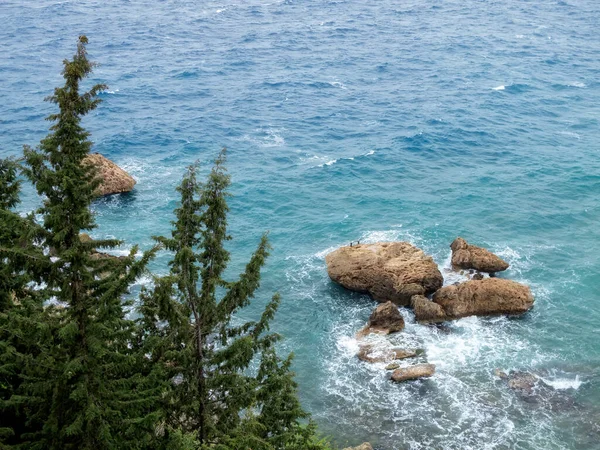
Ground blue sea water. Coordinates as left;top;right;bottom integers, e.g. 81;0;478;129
1;0;600;448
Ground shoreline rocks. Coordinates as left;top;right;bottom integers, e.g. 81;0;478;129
82;153;136;197
326;242;443;306
391;364;436;382
450;237;509;273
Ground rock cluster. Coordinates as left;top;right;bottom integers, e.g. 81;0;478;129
326;238;535;384
82;153;136;197
325;242;443;306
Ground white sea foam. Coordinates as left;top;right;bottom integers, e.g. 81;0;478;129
541;375;582;390
568;81;586;88
310;148;375;168
492;85;505;91
329;81;347;90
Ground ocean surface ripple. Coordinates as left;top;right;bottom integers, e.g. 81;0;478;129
1;1;599;449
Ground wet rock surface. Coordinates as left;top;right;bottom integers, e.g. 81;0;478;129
391;364;436;382
83;153;136;197
429;278;534;320
357;301;405;336
450;237;509;273
326;241;443;306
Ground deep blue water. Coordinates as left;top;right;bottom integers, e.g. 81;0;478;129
2;1;600;448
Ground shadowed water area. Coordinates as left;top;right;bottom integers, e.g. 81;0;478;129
1;1;599;448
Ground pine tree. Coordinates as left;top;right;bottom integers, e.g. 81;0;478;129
140;152;330;449
3;36;158;449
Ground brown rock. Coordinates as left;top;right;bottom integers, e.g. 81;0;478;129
357;301;405;336
326;242;443;306
391;364;436;382
411;295;448;323
450;237;509;273
385;363;400;370
432;278;534;320
392;349;417;360
472;272;484;280
343;444;374;450
82;153;136;196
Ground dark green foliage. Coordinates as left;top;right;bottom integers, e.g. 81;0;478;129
1;37;158;449
141;152;330;449
1;36;332;450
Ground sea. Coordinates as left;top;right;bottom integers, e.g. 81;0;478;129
1;1;599;449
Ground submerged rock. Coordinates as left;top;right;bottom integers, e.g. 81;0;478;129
494;369;577;410
357;345;416;364
326;242;443;306
357;301;405;337
391;364;436;382
496;370;540;395
82;153;136;197
450;237;509;273
428;278;534;320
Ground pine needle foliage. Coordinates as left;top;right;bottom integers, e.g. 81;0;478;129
0;157;47;448
141;152;330;449
2;37;158;449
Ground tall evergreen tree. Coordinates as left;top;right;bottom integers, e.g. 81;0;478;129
3;36;158;449
140;152;329;449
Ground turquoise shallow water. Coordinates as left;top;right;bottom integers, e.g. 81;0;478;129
1;1;600;448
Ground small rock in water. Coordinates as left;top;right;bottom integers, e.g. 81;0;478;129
472;272;484;280
450;237;509;273
391;364;436;382
357;345;416;363
392;349;417;360
385;363;400;370
357;301;405;337
412;295;447;323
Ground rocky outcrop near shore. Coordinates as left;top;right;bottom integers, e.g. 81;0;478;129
450;237;509;273
82;153;136;196
325;242;443;306
413;278;534;322
357;301;405;336
391;363;436;382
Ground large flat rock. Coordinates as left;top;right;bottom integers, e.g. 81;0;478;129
326;242;443;306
